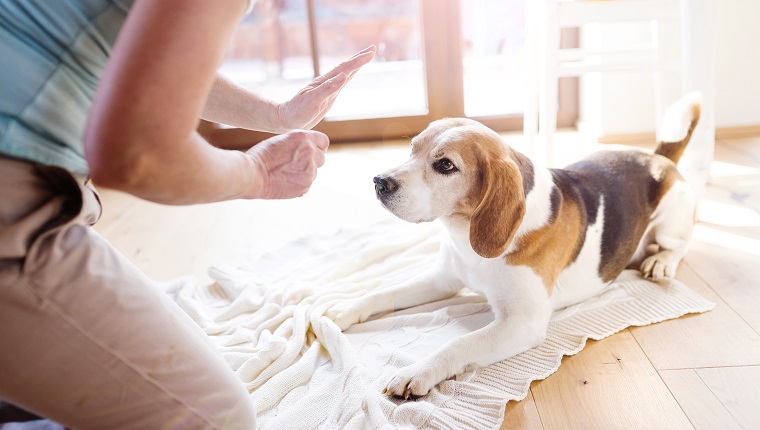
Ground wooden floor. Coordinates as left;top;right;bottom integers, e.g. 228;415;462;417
93;132;760;430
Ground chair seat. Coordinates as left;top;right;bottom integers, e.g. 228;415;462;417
558;57;680;77
558;0;680;27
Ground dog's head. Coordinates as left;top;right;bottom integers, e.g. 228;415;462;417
374;118;528;258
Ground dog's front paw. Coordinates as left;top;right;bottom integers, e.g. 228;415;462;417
640;251;680;280
326;299;372;330
383;363;441;400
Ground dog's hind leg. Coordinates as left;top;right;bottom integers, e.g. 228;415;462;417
640;180;697;280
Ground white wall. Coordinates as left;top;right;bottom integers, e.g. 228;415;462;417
579;0;760;136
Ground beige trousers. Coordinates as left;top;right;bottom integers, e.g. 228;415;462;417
0;156;256;429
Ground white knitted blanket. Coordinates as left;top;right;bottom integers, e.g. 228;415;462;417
168;220;714;430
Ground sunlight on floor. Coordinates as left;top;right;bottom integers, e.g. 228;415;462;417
710;160;760;178
699;199;760;227
693;224;760;258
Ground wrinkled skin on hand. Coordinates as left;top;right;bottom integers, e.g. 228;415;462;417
245;130;329;199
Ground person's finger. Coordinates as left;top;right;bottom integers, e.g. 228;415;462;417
324;46;376;78
309;72;347;104
338;50;375;74
342;45;377;63
314;146;326;167
291;144;313;171
330;48;376;87
310;54;374;86
311;48;375;86
299;153;318;183
311;130;330;152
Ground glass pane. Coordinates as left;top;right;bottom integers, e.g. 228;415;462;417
461;0;526;117
314;0;427;119
219;1;315;110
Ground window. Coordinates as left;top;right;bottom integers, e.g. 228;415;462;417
201;0;577;146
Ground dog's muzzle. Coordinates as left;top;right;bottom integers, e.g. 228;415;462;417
373;175;398;197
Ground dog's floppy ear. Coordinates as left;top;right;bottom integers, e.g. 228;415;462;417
470;158;526;258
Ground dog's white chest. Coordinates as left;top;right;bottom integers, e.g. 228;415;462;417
439;224;491;294
440;222;537;299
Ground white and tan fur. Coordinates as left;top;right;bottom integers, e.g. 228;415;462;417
327;94;701;399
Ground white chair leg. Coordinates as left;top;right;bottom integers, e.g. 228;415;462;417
651;19;665;135
680;0;718;193
539;0;560;166
523;0;540;157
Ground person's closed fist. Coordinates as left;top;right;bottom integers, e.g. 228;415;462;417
245;130;329;199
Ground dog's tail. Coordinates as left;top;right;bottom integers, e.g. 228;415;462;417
654;92;701;164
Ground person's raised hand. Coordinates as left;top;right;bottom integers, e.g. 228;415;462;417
275;45;376;132
244;130;330;199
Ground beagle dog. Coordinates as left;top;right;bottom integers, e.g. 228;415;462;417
328;94;701;399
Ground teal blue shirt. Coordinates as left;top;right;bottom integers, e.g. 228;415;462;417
0;0;133;175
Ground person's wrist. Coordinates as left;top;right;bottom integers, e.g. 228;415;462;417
272;102;294;134
251;99;288;135
239;151;267;199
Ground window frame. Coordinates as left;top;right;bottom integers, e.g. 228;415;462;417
200;0;577;149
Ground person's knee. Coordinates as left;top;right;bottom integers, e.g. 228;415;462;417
219;392;256;430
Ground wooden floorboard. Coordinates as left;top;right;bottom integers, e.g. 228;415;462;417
630;261;760;370
659;368;744;430
685;240;760;336
661;365;760;430
501;390;543;430
530;331;693;430
93;133;760;429
691;366;760;428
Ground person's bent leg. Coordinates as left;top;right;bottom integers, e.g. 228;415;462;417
0;159;256;429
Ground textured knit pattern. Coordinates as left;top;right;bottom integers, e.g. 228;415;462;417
166;220;714;430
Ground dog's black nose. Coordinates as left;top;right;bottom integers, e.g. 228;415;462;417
373;175;397;196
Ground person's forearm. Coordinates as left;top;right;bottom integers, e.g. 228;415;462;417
201;74;287;134
89;130;260;205
84;0;262;204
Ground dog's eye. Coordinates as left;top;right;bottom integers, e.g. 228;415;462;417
433;158;458;174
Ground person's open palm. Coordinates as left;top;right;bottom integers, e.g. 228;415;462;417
277;45;377;131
